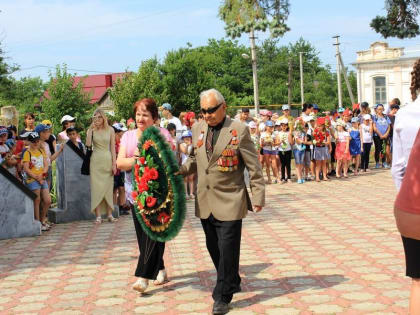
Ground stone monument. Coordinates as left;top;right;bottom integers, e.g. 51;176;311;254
48;142;119;223
0;166;41;239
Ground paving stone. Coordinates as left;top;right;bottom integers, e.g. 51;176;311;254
0;171;409;314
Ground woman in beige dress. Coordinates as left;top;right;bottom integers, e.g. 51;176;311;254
86;109;117;223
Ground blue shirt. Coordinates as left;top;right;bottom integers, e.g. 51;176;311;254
373;115;391;136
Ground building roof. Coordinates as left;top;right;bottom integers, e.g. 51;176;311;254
353;42;420;67
43;72;127;104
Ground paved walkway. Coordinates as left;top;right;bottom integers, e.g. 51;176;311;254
0;170;409;314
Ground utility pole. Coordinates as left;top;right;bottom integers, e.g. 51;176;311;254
249;28;260;114
288;58;292;106
339;54;356;105
299;52;304;105
333;35;342;109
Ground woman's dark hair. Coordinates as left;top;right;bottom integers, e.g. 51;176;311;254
24;112;35;120
411;59;420;101
302;103;313;112
62;121;70;131
133;98;159;121
23;112;35;128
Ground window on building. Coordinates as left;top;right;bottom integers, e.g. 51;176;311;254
374;76;387;105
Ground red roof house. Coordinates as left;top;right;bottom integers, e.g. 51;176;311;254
43;72;127;105
73;73;126;104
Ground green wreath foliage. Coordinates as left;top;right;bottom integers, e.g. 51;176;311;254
132;126;186;242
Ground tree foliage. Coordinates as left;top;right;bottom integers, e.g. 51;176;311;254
109;38;356;116
0;41;20;106
219;0;290;38
109;58;166;121
371;0;420;38
41;64;93;138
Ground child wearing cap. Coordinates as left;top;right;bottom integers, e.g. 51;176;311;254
277;118;292;183
360;114;373;172
248;121;260;152
22;132;51;231
57;115;77;143
260;120;279;184
334;120;351;178
179;130;195;199
349;117;363;175
313;117;331;182
372;104;391;168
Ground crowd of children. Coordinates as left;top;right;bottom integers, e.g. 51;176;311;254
243;100;399;184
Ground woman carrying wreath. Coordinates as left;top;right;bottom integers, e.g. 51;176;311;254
117;98;174;293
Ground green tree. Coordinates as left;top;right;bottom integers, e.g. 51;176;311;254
219;0;290;38
371;0;420;38
0;41;19;104
41;64;93;138
109;58;165;121
7;77;46;117
161;39;253;114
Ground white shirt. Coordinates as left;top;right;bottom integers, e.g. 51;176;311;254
160;116;183;133
391;97;420;190
361;124;373;143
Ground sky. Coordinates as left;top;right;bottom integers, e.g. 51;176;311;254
1;0;420;81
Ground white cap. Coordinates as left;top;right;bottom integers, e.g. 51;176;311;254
248;121;257;129
60;115;76;124
275;120;282;126
280;118;288;124
363;114;371;120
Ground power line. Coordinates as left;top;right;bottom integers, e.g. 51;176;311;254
14;65;116;74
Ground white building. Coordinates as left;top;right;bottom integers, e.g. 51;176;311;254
352;42;420;108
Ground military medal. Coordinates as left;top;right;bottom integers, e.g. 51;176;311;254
197;131;205;148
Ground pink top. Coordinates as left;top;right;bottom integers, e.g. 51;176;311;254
120;127;173;158
394;128;420;214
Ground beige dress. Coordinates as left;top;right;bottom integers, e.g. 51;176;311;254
90;127;113;214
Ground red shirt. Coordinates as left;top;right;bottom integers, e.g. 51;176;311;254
394;129;420;214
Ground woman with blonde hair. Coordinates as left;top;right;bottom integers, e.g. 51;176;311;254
86;108;117;223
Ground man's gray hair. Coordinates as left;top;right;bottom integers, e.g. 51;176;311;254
200;89;225;104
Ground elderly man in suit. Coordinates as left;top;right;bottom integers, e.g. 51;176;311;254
180;89;265;314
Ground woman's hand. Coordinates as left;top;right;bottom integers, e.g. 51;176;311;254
112;163;117;176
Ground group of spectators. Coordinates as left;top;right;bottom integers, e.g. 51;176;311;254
235;100;400;184
0;97;401;230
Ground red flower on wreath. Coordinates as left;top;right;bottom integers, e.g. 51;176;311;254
231;129;238;137
157;212;170;224
146;196;157;207
148;168;159;180
134;163;140;177
132;191;138;199
143;140;154;150
139;157;146;165
138;181;149;193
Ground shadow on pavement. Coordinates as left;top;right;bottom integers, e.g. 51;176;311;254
142;263;348;309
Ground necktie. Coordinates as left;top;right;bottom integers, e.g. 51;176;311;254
206;127;214;161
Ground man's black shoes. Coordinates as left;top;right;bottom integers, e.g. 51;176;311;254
212;301;229;314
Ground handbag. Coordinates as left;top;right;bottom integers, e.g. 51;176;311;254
81;130;93;175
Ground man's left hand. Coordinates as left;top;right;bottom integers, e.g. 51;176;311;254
254;205;263;212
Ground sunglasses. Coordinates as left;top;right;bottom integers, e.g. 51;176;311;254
201;102;223;115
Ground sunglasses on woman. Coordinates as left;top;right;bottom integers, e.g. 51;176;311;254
201;102;223;115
